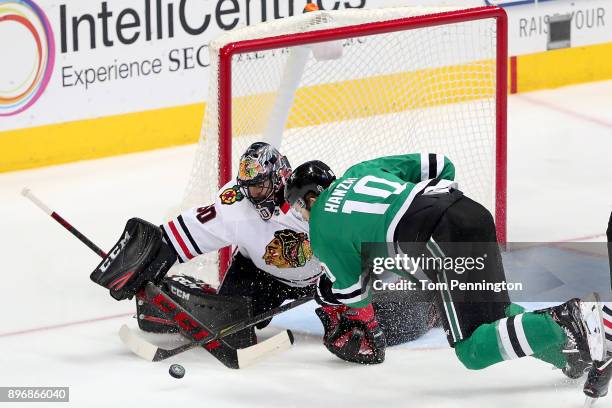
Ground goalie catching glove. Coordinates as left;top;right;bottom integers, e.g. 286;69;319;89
316;304;386;365
90;218;176;300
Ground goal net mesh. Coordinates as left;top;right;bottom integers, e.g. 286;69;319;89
177;6;504;281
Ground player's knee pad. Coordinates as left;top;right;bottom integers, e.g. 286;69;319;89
90;218;176;300
136;275;256;349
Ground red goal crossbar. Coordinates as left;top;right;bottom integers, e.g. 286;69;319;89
215;6;508;276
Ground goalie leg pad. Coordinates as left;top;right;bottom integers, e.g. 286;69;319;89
90;218;176;300
219;252;314;329
137;275;256;349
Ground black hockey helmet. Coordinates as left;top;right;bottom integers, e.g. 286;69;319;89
237;142;291;220
284;160;336;210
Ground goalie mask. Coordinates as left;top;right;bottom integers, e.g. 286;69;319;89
237;142;291;220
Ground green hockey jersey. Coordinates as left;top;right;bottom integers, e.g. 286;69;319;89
309;153;455;308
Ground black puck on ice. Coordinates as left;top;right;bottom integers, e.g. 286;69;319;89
169;364;185;379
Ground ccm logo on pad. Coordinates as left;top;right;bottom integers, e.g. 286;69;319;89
98;231;131;273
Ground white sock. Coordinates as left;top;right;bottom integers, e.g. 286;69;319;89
602;302;612;356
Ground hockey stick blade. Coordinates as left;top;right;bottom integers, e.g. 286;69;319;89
120;324;294;367
119;324;160;362
122;295;312;362
237;329;294;368
583;396;597;408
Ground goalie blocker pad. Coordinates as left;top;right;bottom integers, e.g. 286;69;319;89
137;275;257;349
90;218;176;301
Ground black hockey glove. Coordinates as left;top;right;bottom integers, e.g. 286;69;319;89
315;304;386;365
90;218;176;300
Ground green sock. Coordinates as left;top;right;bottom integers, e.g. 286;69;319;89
532;344;567;369
506;304;566;369
455;305;567;370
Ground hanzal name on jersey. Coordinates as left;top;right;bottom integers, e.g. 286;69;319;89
324;177;358;213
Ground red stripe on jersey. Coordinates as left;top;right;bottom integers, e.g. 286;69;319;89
604;318;612;330
280;202;290;214
168;221;194;260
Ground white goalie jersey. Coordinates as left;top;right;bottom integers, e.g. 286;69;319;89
162;181;322;288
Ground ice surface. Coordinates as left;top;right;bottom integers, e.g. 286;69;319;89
0;81;610;407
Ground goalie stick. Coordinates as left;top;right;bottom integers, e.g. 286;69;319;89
121;294;312;362
129;282;296;368
22;188;297;369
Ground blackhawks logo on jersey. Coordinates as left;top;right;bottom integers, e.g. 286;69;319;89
263;229;313;269
219;185;244;205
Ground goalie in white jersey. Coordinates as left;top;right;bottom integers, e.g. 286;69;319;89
134;142;437;349
164;143;320;288
135;142;316;341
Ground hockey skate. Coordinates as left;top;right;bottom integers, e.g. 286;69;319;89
578;293;607;362
582;302;612;407
562;340;592;379
583;358;612;407
539;294;606;380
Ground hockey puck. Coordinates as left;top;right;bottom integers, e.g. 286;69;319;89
169;364;185;379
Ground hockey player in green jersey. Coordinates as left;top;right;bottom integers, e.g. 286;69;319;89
285;154;610;399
